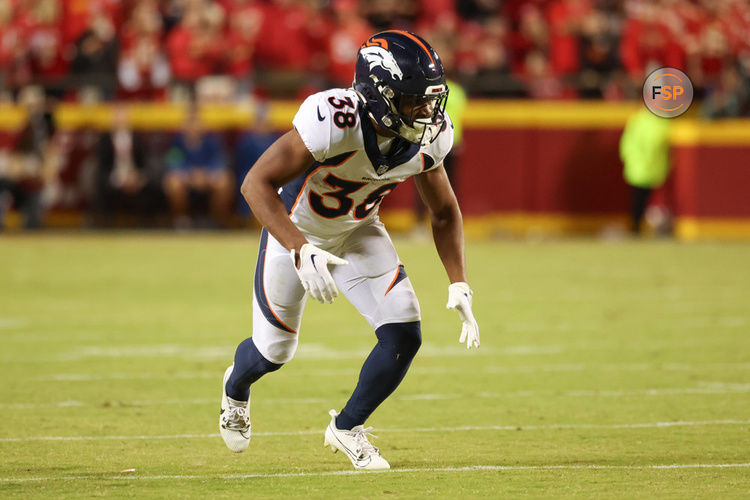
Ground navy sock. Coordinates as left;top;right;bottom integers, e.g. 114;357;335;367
225;337;282;401
336;321;422;430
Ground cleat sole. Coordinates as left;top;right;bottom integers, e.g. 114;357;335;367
323;436;338;453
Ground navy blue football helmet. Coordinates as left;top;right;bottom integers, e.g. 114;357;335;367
354;31;449;146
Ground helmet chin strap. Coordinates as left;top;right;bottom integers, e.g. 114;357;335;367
398;121;438;147
380;88;404;133
419;124;438;146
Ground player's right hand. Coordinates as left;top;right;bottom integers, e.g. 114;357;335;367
291;243;349;304
446;282;480;349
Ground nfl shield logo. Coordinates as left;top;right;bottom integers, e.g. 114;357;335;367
377;164;388;175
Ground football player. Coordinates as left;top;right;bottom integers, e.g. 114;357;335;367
219;31;480;470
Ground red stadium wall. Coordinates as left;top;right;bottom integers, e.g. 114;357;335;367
380;103;750;239
380;128;629;215
671;145;750;218
383;128;749;217
460;128;629;215
1;101;749;238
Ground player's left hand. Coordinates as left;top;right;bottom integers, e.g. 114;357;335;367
446;282;480;349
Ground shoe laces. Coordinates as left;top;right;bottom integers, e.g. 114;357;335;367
222;406;249;431
351;426;379;459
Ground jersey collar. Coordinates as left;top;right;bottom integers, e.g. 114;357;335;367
358;105;420;176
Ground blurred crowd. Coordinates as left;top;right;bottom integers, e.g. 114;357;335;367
2;0;750;230
0;90;279;229
0;0;749;103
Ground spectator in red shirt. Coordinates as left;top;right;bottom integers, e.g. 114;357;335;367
224;0;265;79
508;3;548;76
0;1;32;92
546;0;591;77
696;19;731;87
19;0;68;95
118;0;170;99
167;1;225;84
61;0;123;48
415;0;455;28
721;0;750;56
324;0;373;88
620;1;685;88
254;0;313;72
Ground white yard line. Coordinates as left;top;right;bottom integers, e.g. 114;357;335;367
4;343;553;363
1;419;748;443
378;384;750;401
0;318;28;329
29;362;750;381
5;334;749;363
34;372;220;381
2;383;749;410
0;396;330;410
2;463;750;483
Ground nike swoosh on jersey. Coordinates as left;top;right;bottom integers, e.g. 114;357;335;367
317;106;325;121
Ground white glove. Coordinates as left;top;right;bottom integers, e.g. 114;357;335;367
291;243;348;304
446;282;480;349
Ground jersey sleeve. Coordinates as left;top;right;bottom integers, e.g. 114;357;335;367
423;112;454;172
292;92;333;163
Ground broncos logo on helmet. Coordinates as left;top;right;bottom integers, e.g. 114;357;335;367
359;46;404;81
353;31;449;147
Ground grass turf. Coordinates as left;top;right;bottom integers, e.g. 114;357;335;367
0;233;749;498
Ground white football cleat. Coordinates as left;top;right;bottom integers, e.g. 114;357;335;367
323;409;390;470
219;365;250;452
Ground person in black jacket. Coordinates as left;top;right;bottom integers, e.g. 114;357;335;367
92;106;162;227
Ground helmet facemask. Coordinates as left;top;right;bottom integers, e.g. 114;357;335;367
395;89;448;146
371;80;448;147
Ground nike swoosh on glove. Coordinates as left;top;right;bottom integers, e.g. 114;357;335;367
446;282;480;349
291;243;348;304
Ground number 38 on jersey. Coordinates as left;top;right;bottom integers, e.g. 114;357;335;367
310;173;398;220
287;87;453;243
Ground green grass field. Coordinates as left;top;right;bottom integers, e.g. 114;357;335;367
1;233;749;498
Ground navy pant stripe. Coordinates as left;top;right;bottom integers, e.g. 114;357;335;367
385;264;407;295
254;229;296;333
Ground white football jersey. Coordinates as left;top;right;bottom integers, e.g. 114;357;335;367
283;88;453;246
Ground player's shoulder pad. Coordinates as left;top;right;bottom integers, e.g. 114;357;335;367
421;112;454;172
292;88;360;163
